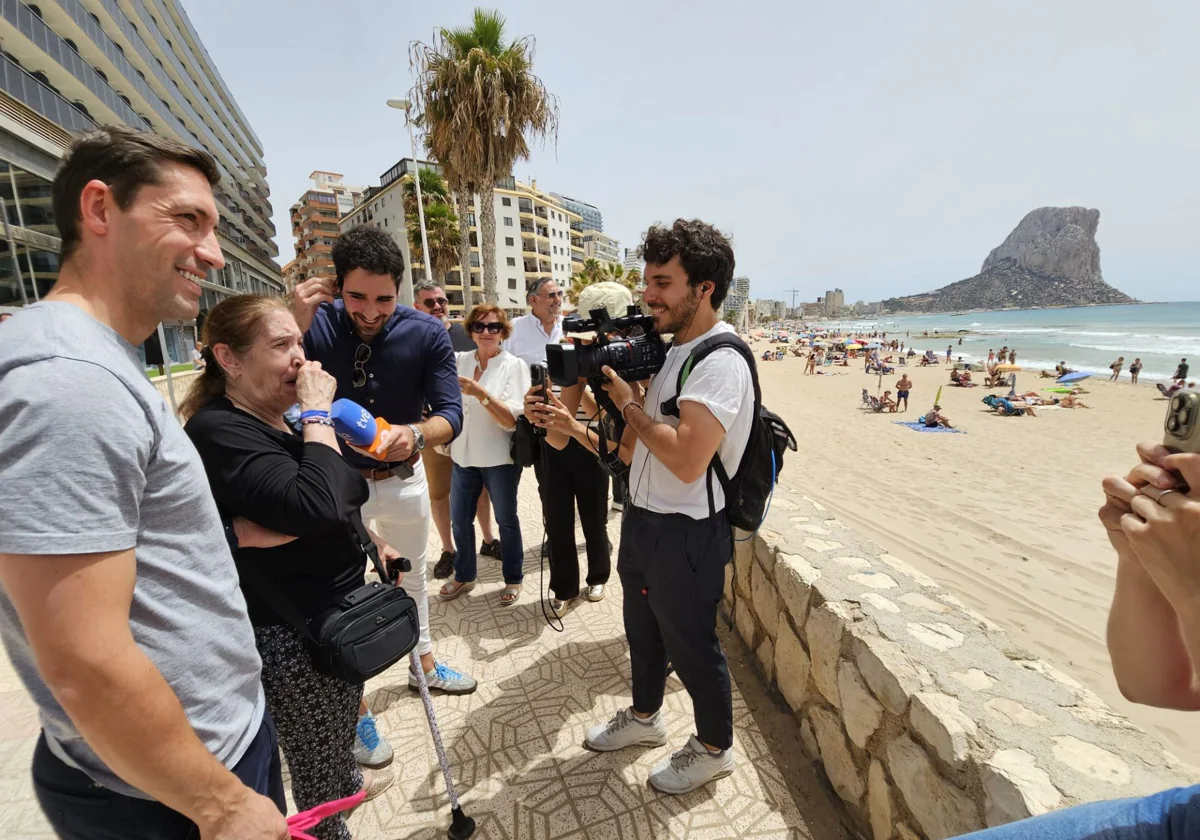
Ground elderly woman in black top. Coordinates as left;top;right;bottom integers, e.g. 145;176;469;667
181;295;399;840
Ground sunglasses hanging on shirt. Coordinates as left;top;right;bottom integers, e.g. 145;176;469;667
352;343;371;388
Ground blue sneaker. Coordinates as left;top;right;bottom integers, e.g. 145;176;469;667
353;710;394;768
409;661;478;695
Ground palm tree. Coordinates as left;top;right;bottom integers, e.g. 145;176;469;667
406;201;461;287
400;169;460;286
410;9;558;304
567;258;607;305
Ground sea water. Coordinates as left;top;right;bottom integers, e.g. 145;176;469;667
828;302;1200;382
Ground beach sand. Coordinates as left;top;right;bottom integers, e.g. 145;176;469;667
754;346;1200;763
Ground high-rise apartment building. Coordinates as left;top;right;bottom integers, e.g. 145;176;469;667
581;229;619;267
824;288;845;313
551;193;601;232
0;0;282;364
722;275;751;324
289;171;363;284
623;247;642;274
340;160;584;318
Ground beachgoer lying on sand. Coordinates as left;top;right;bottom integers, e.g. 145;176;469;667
1059;395;1090;408
924;405;953;428
761;349;773;362
961;446;1200;840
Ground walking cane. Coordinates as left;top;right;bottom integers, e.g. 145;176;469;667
409;648;476;839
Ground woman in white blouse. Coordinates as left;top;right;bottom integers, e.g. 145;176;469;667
438;305;532;606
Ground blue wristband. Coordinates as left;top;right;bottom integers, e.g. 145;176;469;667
299;409;331;420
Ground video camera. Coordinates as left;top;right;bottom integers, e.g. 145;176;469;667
545;305;666;388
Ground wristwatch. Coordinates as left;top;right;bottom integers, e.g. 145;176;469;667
407;424;426;451
481;396;491;406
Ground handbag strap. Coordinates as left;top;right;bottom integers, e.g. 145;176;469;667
240;513;395;642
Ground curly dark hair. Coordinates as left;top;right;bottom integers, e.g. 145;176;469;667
332;225;406;289
639;219;734;310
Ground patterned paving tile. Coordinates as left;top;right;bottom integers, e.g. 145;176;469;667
0;481;843;838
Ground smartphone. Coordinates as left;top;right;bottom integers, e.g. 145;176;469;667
530;363;549;405
1164;391;1200;454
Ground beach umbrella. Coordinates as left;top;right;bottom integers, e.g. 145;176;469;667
865;342;882;349
1057;371;1091;384
995;364;1022;372
846;343;863;350
934;385;943;408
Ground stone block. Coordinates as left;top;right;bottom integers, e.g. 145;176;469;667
910;693;978;769
805;537;845;553
806;601;850;707
907;622;965;652
835;556;872;569
950;669;996;692
775;619;811;712
800;716;819;759
839;659;884;749
868;760;894;840
887;734;982;839
981;749;1063;827
754;533;777;576
899;592;953;614
751;560;782;640
984;698;1047;728
854;634;923;716
757;637;775;684
776;552;820;628
862;593;901;614
810;707;865;804
1051;736;1132;786
735;597;757;650
849;572;899;590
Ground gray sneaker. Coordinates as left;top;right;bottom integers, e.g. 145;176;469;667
585;585;605;602
352;709;393;768
409;661;478;695
584;707;668;752
648;735;735;794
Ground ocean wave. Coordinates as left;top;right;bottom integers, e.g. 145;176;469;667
1068;341;1200;356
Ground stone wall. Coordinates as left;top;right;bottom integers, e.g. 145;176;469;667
726;488;1196;840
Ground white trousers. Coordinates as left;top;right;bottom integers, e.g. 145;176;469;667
361;460;433;657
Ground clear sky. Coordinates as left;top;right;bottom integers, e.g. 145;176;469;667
185;0;1199;304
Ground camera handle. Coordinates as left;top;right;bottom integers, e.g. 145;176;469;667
588;378;630;479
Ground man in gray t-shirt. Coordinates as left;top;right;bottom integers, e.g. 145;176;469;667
0;127;287;839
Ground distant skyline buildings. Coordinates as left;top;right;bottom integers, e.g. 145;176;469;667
551;193;602;233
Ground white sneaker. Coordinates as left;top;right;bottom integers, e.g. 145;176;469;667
584;707;668;752
586;585;605;602
648;735;735;794
353;709;393;768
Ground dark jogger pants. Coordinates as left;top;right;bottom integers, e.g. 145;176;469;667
617;505;734;750
534;437;611;600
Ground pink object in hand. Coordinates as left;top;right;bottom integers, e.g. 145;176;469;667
287;790;367;839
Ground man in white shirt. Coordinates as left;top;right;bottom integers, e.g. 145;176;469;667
527;220;752;795
505;277;563;367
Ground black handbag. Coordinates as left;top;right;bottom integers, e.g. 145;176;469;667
510;415;541;468
246;513;419;685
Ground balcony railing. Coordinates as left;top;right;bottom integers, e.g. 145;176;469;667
0;53;95;134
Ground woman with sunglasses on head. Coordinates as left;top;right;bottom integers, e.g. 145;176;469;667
438;304;531;606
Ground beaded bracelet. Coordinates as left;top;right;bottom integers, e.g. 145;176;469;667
301;416;335;427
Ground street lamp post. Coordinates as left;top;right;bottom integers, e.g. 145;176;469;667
386;98;431;288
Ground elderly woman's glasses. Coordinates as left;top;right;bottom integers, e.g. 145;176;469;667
469;322;504;335
352;343;371;388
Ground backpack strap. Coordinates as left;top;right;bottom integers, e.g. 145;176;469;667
659;333;761;517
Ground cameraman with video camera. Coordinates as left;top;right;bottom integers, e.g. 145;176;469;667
527;219;752;795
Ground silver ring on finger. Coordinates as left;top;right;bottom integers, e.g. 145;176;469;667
1153;488;1180;505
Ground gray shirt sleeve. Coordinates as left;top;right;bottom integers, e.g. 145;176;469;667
0;358;153;555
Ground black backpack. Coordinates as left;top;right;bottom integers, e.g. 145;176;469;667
662;333;797;531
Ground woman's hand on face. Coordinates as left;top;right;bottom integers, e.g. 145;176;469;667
296;361;337;412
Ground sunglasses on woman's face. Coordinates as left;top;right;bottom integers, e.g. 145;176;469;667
352;343;371;388
470;322;504;335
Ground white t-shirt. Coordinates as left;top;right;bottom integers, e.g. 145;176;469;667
504;313;563;367
628;321;755;519
450;349;531;468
